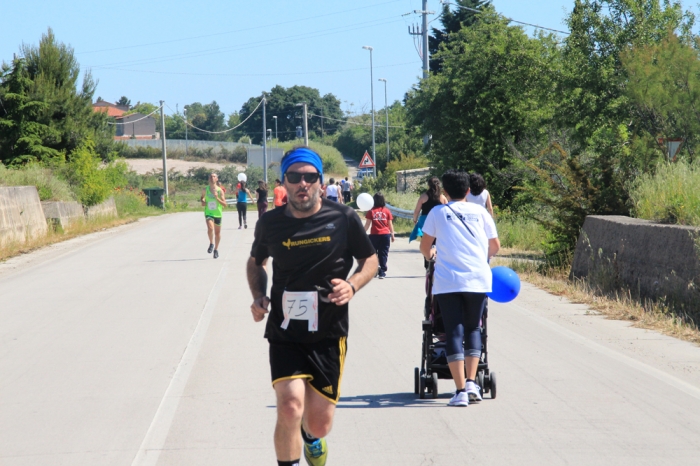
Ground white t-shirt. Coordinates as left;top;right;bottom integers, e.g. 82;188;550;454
326;185;340;198
466;189;489;208
422;201;498;294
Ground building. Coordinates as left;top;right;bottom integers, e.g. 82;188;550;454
92;101;128;118
114;113;158;140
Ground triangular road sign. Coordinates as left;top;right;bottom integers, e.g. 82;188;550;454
359;151;375;168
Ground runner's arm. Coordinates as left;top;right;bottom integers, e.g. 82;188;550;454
216;189;227;207
329;254;378;306
363;219;372;232
246;256;269;322
413;194;426;224
420;233;437;261
486;193;494;217
201;189;206;207
488;237;500;259
389;219;395;242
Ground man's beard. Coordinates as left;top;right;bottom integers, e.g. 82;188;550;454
288;186;321;212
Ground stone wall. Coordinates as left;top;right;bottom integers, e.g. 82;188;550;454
396;168;431;193
42;201;84;228
571;215;700;314
0;186;47;246
86;197;117;219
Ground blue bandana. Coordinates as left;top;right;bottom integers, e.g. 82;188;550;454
281;148;324;183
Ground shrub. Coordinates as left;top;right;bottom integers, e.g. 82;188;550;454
62;138;112;206
629;160;700;226
0;163;76;201
278;140;348;176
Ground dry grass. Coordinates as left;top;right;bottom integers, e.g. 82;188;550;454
492;255;700;345
0;216;138;262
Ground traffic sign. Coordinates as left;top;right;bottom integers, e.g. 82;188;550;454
657;138;684;161
359;151;375;168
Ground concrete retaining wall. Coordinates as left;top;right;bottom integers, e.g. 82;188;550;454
123;139;255;154
0;186;47;246
396;168;431;193
571;215;700;311
42;201;84;228
86;197;117;219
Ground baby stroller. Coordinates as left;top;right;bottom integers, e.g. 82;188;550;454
414;259;497;399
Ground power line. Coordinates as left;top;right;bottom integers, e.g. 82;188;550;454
309;113;406;129
165;100;264;134
78;0;405;55
440;1;570;35
89;16;405;70
97;61;416;78
105;105;163;125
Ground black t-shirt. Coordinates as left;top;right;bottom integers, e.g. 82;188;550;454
256;188;268;203
251;200;376;343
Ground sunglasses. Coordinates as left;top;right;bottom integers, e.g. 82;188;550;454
285;172;320;184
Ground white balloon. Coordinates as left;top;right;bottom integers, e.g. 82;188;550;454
237;173;247;182
356;192;374;211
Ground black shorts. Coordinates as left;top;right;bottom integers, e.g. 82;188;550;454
205;216;222;226
269;337;347;404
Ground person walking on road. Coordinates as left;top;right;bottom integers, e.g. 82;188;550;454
467;173;494;217
273;179;288;209
419;170;500;407
247;146;378;466
257;180;269;220
237;181;252;229
325;178;341;203
364;192;394;279
201;173;227;259
410;176;447;243
341;177;352;204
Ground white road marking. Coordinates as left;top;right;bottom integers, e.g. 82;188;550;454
130;256;229;466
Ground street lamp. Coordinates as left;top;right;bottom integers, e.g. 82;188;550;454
362;45;376;177
267;129;272;141
272;115;278;145
378;78;389;163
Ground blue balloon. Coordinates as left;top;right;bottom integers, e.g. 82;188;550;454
487;266;521;303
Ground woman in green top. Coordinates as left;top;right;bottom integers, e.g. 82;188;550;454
201;173;227;259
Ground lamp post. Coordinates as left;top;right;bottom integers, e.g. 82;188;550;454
272;115;278;145
378;78;389;163
362;45;376;177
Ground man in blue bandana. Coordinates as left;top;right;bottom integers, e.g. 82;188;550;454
247;147;378;466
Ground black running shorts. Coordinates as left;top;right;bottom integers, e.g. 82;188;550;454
269;337;347;404
205;216;222;226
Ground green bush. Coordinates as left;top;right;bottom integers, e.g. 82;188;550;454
278;140;348;176
0;163;76;201
629;160;700;226
62;138;112;206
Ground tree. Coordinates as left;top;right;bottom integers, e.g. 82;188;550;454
238;85;344;144
407;10;561;205
182;101;227;141
0;29;111;165
429;0;491;73
117;96;131;108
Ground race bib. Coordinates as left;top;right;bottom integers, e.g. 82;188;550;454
281;291;318;331
208;201;217;210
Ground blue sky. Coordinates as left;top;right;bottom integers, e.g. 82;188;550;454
1;1;578;117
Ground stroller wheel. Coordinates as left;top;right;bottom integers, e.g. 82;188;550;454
414;367;420;395
419;371;426;399
431;372;439;399
490;371;497;399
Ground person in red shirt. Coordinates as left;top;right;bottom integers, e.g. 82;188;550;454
364;192;395;279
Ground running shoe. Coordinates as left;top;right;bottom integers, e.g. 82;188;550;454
244;223;248;229
213;250;219;259
303;437;328;466
238;226;242;230
465;381;482;402
378;272;386;279
448;390;469;407
207;243;214;254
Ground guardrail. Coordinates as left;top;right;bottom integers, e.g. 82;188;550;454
386;202;413;220
225;197;273;204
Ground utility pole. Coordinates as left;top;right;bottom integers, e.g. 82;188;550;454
379;78;390;163
296;102;309;146
362;45;376;177
408;0;434;79
262;96;268;183
272;115;278;146
159;101;168;206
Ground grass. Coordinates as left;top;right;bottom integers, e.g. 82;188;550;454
0;164;76;201
629;160;700;226
497;215;546;252
492;255;700;345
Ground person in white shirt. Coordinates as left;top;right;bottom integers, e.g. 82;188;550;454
466;173;494;217
325;177;341;203
420;169;500;407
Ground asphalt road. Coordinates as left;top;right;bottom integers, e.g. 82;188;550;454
2;211;700;465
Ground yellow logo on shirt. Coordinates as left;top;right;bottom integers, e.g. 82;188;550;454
282;236;331;250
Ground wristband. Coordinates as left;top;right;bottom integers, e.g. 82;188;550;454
346;281;356;295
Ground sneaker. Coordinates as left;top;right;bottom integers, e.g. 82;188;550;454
244;224;248;229
448;390;469;407
207;244;214;254
238;226;242;230
378;272;386;279
465;381;482;402
213;250;219;259
303;437;328;466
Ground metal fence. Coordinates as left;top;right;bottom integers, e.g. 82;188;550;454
247;147;285;178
